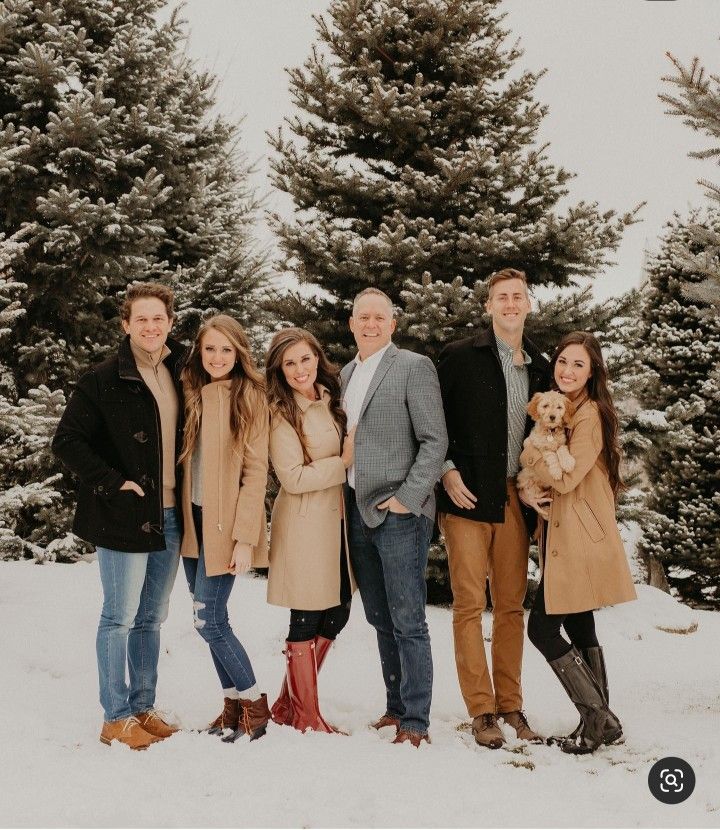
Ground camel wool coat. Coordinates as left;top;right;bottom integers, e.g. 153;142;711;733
519;396;637;615
267;387;355;610
180;381;269;576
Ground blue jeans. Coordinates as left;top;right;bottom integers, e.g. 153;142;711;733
96;507;181;722
347;491;434;735
182;504;256;693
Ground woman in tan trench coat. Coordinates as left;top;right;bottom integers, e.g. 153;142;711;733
265;328;355;734
178;315;270;743
519;331;636;755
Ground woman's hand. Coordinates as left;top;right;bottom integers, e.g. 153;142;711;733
340;426;356;469
518;489;552;521
229;542;252;575
120;480;145;497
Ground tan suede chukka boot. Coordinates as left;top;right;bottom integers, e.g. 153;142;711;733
472;713;505;749
135;710;179;740
100;716;161;750
499;710;544;743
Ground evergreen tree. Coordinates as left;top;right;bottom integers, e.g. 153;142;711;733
633;213;720;608
268;0;638;362
0;0;269;394
0;0;269;559
661;51;720;311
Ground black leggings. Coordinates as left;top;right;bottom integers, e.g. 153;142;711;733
528;577;599;662
287;538;352;642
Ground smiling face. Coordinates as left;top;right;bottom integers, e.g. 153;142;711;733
200;327;237;382
121;297;172;358
349;294;396;360
280;339;319;399
554;344;592;400
485;277;531;342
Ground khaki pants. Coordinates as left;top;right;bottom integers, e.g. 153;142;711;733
440;480;529;717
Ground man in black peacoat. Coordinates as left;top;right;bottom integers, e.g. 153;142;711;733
52;283;186;749
437;268;550;750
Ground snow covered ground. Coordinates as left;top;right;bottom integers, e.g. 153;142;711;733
1;560;718;829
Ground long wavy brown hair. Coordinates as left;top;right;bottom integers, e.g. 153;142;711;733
179;315;267;463
550;331;624;499
265;328;347;463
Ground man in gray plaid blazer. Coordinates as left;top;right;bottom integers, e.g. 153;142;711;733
341;287;448;746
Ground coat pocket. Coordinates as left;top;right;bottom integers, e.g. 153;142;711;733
573;498;605;543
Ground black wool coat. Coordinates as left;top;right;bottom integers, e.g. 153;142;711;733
52;335;187;552
436;328;551;531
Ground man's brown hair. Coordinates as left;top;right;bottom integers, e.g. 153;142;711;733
486;268;529;299
120;282;174;321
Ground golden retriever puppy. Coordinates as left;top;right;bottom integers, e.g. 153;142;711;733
517;391;576;502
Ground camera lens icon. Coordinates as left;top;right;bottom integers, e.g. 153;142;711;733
649;758;695;804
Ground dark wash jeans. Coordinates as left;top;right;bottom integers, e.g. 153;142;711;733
347;489;434;735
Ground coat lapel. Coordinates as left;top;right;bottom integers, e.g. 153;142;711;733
358;343;398;421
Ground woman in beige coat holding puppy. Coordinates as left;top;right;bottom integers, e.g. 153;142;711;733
265;328;355;734
519;331;636;755
179;315;270;743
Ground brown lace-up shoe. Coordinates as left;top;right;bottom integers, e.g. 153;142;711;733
499;710;544;743
135;709;179;740
392;729;430;747
371;713;401;732
472;713;505;749
99;716;161;750
206;697;240;736
222;694;271;743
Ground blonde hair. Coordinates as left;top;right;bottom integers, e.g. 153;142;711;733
179;315;267;463
486;268;529;300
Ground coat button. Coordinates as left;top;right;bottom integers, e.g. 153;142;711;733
554;520;559;527
551;549;558;557
141;522;152;533
133;431;148;443
98;485;105;494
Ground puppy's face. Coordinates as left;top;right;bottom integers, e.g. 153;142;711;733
527;391;571;428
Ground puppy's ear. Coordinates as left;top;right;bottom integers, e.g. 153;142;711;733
563;396;576;426
527;392;541;421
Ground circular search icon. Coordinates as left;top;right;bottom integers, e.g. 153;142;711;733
648;757;695;804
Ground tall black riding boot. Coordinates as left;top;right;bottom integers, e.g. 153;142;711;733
548;647;622;754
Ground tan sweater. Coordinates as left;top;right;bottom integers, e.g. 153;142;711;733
130;341;179;508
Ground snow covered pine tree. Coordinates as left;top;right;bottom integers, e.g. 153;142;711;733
0;0;269;560
268;0;640;363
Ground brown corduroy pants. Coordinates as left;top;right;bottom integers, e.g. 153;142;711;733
440;480;529;717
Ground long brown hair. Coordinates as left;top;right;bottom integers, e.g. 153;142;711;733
179;315;267;463
550;331;624;498
265;328;347;463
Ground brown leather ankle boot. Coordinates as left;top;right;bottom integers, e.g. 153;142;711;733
206;697;240;736
222;694;271;743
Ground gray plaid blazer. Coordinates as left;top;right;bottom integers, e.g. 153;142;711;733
341;343;448;528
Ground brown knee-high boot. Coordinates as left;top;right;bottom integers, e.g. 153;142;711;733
283;639;335;733
271;636;333;726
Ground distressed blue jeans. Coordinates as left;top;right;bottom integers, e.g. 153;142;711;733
182;504;256;693
96;507;181;722
347;491;434;735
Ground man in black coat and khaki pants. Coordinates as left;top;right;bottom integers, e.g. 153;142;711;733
437;268;551;749
53;282;185;750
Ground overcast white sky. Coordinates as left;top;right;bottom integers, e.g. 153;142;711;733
161;0;720;301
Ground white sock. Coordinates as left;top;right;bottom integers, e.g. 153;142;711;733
237;683;259;700
223;687;240;700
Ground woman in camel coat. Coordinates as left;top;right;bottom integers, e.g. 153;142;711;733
178;315;270;742
519;331;635;755
265;327;355;734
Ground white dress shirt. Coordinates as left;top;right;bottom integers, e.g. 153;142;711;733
343;343;391;488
